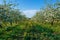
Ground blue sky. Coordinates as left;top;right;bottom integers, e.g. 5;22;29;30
16;0;45;18
0;0;57;18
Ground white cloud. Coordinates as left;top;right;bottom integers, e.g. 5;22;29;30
23;10;39;18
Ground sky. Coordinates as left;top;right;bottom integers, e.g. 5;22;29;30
18;0;45;18
0;0;56;18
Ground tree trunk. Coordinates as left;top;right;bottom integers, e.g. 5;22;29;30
51;17;54;26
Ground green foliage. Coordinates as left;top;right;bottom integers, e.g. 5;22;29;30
0;24;60;40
